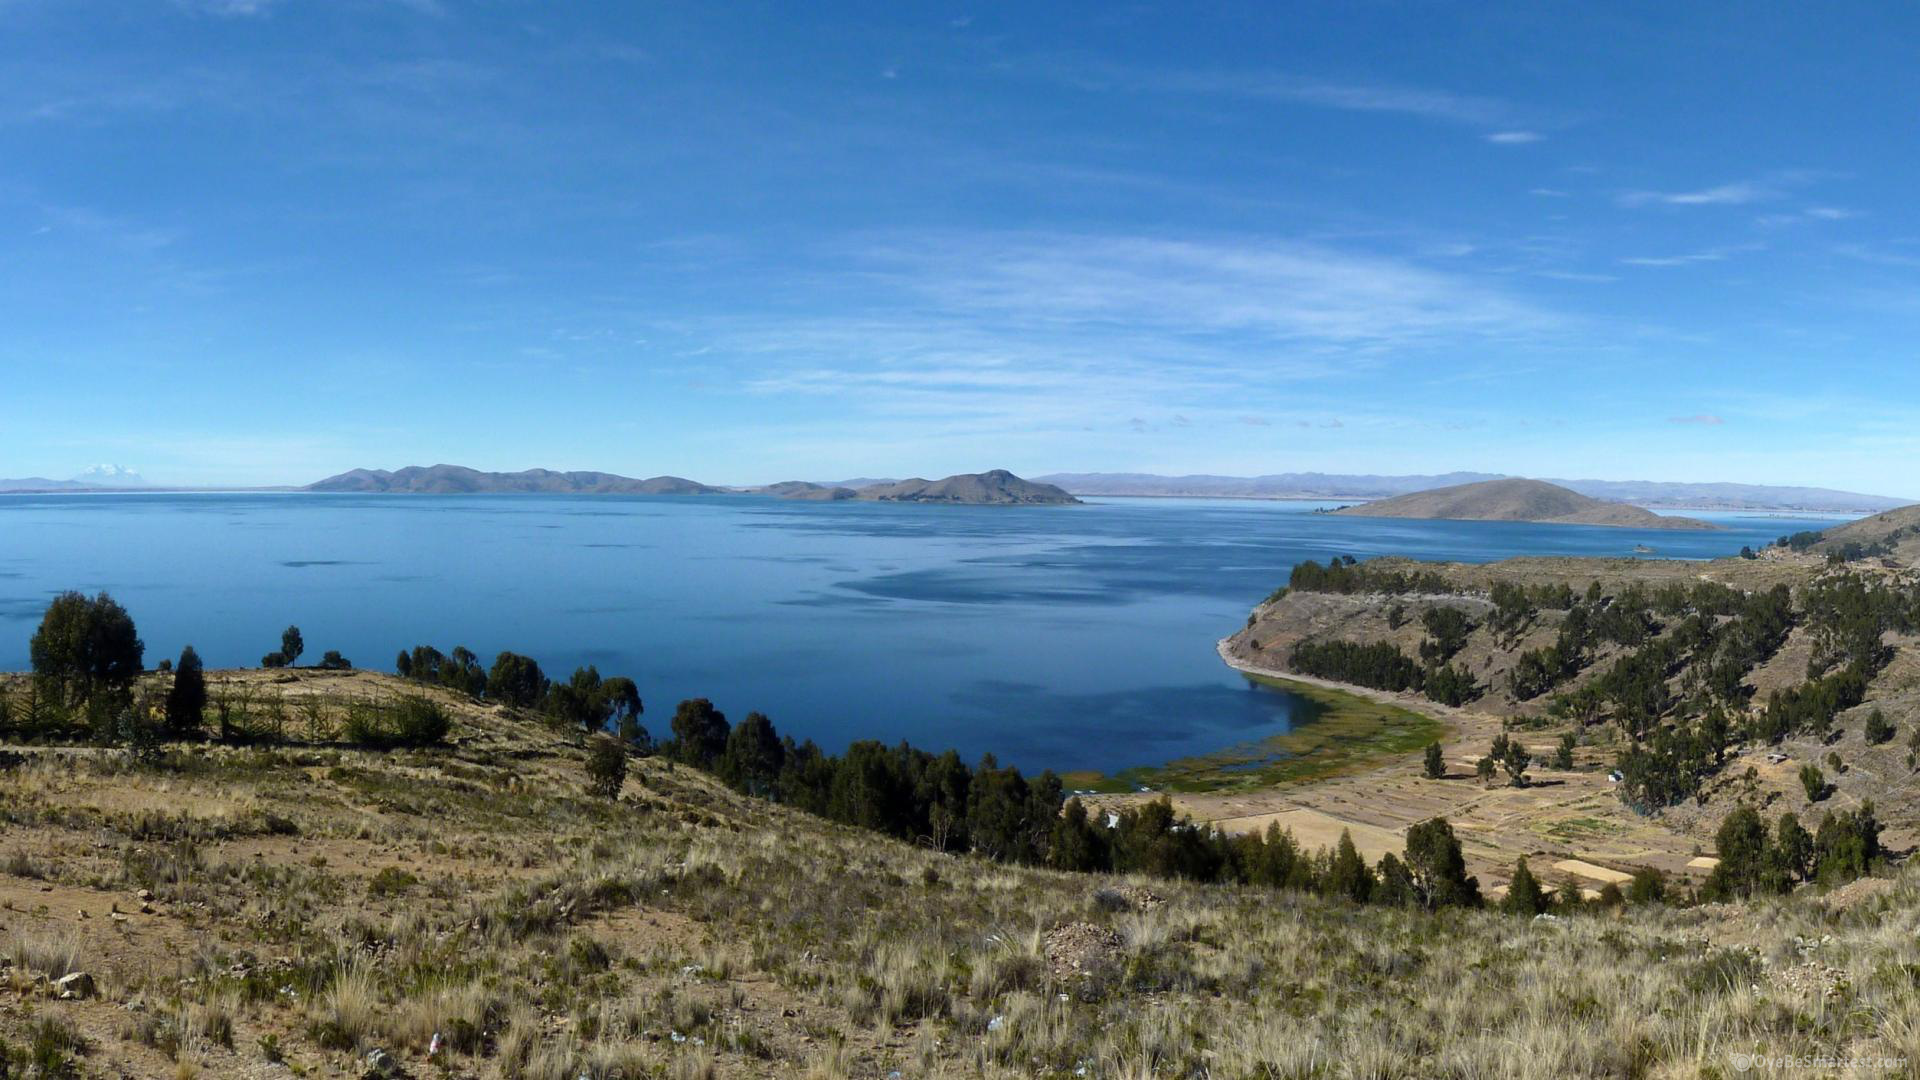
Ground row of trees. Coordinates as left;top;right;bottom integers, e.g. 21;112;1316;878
1287;638;1482;708
1282;557;1453;598
1704;804;1883;899
626;694;1493;907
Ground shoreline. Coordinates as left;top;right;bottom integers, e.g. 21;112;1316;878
1214;637;1471;729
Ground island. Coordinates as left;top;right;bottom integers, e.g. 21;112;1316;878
306;465;1079;505
306;465;721;495
852;469;1079;505
1332;477;1716;530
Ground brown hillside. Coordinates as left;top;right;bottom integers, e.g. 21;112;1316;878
1335;477;1716;530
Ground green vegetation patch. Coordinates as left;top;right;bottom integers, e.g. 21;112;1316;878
1068;675;1445;794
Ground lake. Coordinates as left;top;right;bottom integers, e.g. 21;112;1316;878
0;493;1847;774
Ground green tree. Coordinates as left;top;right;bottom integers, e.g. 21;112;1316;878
1553;732;1576;771
1404;817;1480;909
1490;732;1530;787
1048;798;1108;873
1772;812;1812;883
1502;856;1548;916
1626;866;1666;905
1475;755;1496;785
485;652;548;708
1424;663;1477;706
1373;853;1418;907
718;711;784;795
551;666;612;735
600;676;646;747
1422;741;1445;779
585;734;628;799
1324;830;1375;903
670;698;730;769
30;591;144;709
1799;763;1827;802
280;626;304;667
1704;806;1771;899
163;645;206;736
1864;708;1895;745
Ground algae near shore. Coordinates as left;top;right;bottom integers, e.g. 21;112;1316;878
1061;674;1445;794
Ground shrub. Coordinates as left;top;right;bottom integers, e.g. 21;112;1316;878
1422;741;1445;779
1553;732;1576;770
586;735;628;799
342;697;451;749
367;866;418;897
1864;708;1895;745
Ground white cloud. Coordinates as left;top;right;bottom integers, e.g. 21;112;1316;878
1619;252;1728;267
1618;171;1825;209
1620;181;1769;207
709;231;1567;440
1618;244;1761;268
1041;59;1548;130
1667;414;1725;426
1486;131;1543;144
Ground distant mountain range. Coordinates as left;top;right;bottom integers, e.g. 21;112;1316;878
1333;478;1717;530
0;466;148;492
308;466;719;495
309;466;1079;505
1033;471;1910;512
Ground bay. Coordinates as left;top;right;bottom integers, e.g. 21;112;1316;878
0;493;1847;774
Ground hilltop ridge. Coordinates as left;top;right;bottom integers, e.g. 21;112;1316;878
307;466;1080;504
1333;477;1717;530
856;469;1079;505
307;465;718;495
1037;471;1910;512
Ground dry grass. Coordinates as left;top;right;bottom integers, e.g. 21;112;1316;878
0;670;1916;1077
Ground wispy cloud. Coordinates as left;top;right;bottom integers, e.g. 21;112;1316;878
1618;244;1760;268
1486;130;1543;144
1037;58;1549;130
1620;181;1770;207
1833;243;1920;268
175;0;280;15
1667;414;1725;426
1618;170;1825;209
709;231;1568;439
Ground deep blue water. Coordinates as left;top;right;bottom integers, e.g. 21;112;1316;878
0;494;1847;774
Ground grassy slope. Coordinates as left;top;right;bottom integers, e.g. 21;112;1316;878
1227;549;1920;861
2;671;1918;1078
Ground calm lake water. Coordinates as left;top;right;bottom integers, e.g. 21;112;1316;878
0;494;1848;774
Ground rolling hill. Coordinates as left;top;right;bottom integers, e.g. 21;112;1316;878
1333;478;1717;530
306;466;720;495
855;469;1080;505
1035;471;1910;512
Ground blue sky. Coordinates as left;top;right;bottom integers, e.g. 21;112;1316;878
4;2;1919;493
